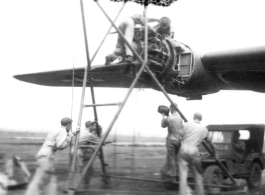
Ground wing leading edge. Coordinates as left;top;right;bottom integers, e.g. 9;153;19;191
201;45;265;91
202;45;265;71
13;63;150;88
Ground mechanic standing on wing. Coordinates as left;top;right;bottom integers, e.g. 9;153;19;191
178;112;216;195
25;117;80;195
161;103;184;179
77;121;112;188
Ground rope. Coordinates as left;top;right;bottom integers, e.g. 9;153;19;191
69;53;76;165
69;53;75;163
113;120;118;174
112;73;124;174
70;53;75;127
65;52;76;190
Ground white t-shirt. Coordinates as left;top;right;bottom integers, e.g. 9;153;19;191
37;127;72;158
182;121;208;148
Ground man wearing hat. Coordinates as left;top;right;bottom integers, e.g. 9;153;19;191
160;103;184;180
154;16;174;38
77;120;111;187
154;16;185;55
25;117;80;195
178;112;216;195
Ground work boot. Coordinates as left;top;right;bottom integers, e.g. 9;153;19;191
125;55;134;63
125;55;139;65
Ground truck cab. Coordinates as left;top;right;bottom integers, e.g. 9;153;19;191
200;124;265;191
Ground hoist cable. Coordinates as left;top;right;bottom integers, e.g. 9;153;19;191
131;90;138;174
69;53;76;166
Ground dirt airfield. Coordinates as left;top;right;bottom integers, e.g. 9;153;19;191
1;131;265;195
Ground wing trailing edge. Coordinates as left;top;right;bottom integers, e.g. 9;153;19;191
13;63;149;88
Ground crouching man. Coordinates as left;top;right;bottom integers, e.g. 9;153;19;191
77;121;112;188
105;13;158;66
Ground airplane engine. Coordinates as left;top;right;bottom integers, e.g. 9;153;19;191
138;35;221;100
161;41;221;100
134;33;171;76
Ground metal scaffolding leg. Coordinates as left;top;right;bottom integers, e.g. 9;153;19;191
67;0;126;192
68;3;150;193
88;1;127;185
67;0;127;194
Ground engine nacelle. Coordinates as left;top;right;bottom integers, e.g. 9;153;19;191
140;36;221;100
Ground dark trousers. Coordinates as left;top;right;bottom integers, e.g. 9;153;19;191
161;138;181;177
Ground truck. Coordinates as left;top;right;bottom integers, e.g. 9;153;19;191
200;124;265;192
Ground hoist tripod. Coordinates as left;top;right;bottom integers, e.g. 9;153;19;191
66;0;241;194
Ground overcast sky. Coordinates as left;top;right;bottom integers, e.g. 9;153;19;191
1;0;265;138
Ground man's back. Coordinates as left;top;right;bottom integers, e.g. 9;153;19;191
79;129;101;146
182;122;208;147
37;127;68;158
162;113;183;140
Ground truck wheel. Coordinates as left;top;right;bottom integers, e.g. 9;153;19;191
246;163;262;189
203;165;223;194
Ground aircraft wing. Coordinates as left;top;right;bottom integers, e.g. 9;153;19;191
14;44;265;97
14;63;150;88
201;45;265;86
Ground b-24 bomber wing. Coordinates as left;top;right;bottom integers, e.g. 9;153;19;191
14;63;151;89
14;39;265;100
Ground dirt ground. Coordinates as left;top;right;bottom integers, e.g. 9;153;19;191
1;131;264;195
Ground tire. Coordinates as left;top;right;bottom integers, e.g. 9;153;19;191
203;165;223;194
246;163;262;189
